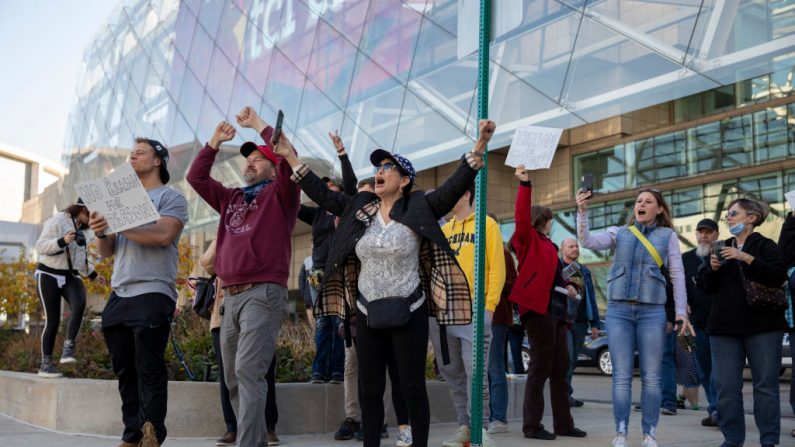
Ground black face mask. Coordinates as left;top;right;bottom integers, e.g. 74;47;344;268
72;218;87;247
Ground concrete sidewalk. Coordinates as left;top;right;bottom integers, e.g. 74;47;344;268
3;402;794;447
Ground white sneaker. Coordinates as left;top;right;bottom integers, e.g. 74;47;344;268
612;434;627;447
487;420;508;434
481;428;497;447
396;426;413;447
441;425;470;447
642;435;658;447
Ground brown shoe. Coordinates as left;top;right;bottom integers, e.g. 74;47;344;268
267;431;280;445
216;431;237;446
140;421;159;447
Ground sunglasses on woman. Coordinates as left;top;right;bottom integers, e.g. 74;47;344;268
373;162;398;175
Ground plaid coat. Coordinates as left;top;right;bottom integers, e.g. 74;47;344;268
291;153;483;325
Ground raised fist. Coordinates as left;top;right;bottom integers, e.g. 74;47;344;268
236;106;259;128
210;121;236;149
478;119;496;141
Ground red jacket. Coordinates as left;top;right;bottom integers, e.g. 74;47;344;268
186;127;300;287
508;182;560;316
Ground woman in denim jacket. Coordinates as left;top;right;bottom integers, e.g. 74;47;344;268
576;189;691;447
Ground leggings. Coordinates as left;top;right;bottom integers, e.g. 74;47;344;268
37;272;86;357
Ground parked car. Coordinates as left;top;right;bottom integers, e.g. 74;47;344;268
522;321;792;377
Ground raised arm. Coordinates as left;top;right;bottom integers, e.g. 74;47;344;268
512;166;537;251
272;133;354;217
187;121;237;212
575;190;618;251
426;119;495;217
329;131;358;196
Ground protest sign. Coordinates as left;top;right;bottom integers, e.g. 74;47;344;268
504;125;563;170
74;163;160;233
786;190;795;212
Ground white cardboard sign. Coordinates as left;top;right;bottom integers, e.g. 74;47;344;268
74;163;160;234
504;125;563;170
786;190;795;212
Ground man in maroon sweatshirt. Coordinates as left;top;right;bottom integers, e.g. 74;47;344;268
187;106;300;447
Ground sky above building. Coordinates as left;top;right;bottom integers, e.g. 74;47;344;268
0;1;118;164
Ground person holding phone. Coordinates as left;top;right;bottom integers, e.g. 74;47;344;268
187;108;300;447
701;198;786;447
273;119;496;447
576;187;691;447
34;199;102;377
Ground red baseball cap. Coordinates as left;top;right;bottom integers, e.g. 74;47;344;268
240;141;279;166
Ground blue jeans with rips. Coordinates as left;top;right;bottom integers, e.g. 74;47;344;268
606;302;666;438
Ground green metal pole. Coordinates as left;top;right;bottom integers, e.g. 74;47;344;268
471;0;490;445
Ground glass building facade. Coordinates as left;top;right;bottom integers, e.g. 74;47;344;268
61;0;795;296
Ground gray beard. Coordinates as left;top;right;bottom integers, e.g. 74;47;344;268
696;243;711;257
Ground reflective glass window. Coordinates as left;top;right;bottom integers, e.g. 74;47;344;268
173;6;196;59
198;0;224;39
753;107;789;162
686;121;721;174
206;46;237;115
721;114;753;169
359;0;423;84
306;20;358;109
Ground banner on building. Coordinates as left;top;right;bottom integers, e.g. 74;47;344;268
505;125;563;170
74;163;160;234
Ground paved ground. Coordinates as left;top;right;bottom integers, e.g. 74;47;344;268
2;373;794;446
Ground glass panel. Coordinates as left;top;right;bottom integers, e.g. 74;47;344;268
310;0;370;47
198;0;224;39
263;49;307;131
753;107;789;162
590;0;703;55
359;0;423;84
274;0;320;74
721;114;753;169
173;5;196;59
653;131;686;182
165;49;188;102
215;1;246;65
187;23;214;84
789;102;795;156
306;20;359;109
770;66;795;98
492;5;580;102
239;12;275;94
737;173;783;205
206;46;237;115
178;65;204;131
228;72;263;127
423;0;457;37
562;16;718;121
573;145;626;194
393;88;470;172
670;187;703;218
686;121;720;174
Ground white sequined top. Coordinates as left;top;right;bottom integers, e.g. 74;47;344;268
355;211;424;314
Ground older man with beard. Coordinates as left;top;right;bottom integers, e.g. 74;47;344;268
682;218;720;427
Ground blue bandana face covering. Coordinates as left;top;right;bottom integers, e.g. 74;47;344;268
242;179;272;203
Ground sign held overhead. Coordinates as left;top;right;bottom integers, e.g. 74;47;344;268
504;125;563;170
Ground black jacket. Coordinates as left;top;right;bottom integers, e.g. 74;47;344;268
298;154;358;270
700;232;787;335
779;212;795;269
682;249;714;330
291;153;481;326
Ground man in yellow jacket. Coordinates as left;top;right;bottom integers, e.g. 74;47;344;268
431;183;506;447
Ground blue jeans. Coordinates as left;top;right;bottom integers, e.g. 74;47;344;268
507;325;525;374
711;331;783;447
488;323;509;423
694;327;716;417
566;322;587;397
606;302;666;438
312;315;345;380
661;330;676;411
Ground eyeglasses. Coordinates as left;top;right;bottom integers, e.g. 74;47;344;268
724;210;746;219
372;162;398;175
